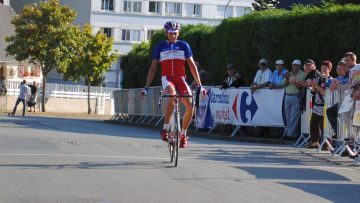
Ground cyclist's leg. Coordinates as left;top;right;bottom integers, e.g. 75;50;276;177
164;85;176;124
161;76;176;141
180;97;193;132
175;76;193;148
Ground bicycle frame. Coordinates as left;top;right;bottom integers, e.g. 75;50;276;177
159;92;193;167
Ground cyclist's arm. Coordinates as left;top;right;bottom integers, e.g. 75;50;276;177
187;57;202;87
145;59;159;87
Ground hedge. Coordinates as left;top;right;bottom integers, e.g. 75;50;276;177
121;4;360;88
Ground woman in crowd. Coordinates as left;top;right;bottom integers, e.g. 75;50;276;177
307;61;333;148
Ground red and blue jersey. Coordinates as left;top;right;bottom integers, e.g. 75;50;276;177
152;40;192;77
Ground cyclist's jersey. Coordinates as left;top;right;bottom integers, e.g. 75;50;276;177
152;40;192;77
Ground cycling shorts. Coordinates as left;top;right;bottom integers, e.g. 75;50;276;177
161;75;191;95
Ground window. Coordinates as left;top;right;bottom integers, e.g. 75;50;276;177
244;7;252;15
217;5;233;18
123;1;142;13
101;0;114;11
193;4;201;16
147;30;156;41
165;2;182;15
101;28;113;38
122;29;140;41
149;1;161;13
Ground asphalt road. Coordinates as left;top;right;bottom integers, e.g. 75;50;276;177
0;114;359;203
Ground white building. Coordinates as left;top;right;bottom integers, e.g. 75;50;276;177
11;0;254;87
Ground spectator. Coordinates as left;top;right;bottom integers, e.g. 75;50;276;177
250;58;272;94
9;80;29;116
331;52;358;139
307;61;333;148
191;61;212;88
295;59;322;112
269;60;288;89
344;52;358;78
327;59;349;138
282;60;306;140
27;81;38;112
192;62;211;108
220;64;245;89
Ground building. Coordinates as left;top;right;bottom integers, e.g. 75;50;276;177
11;0;254;88
0;0;42;93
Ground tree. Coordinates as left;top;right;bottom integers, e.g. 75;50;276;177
333;0;360;4
6;0;76;112
61;24;118;114
252;0;280;11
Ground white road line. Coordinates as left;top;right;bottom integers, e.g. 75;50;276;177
0;153;177;160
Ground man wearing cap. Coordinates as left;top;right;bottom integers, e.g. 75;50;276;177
269;59;288;89
250;59;272;94
282;60;306;140
292;59;321;112
220;64;245;89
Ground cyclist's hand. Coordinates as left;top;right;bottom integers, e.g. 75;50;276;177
141;86;149;98
199;86;206;97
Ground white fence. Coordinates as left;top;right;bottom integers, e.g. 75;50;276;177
5;80;120;100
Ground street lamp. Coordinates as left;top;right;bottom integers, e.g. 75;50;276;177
224;0;232;19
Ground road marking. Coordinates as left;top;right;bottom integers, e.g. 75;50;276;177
0;153;178;160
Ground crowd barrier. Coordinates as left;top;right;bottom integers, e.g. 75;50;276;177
112;86;359;164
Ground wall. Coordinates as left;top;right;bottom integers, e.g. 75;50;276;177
1;96;112;115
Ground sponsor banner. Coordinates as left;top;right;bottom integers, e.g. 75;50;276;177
195;88;285;128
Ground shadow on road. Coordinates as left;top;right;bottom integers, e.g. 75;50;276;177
0;115;160;141
279;182;360;203
0;161;172;170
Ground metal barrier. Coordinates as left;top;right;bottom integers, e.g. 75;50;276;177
112;87;165;125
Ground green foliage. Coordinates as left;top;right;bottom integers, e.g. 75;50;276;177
121;4;360;87
60;24;118;114
122;25;214;88
334;0;360;5
252;0;280;11
6;0;76;75
62;24;117;84
5;0;77;111
121;42;152;88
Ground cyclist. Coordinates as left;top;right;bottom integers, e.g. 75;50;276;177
142;20;205;148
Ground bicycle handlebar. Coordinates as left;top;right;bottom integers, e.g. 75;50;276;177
161;94;193;98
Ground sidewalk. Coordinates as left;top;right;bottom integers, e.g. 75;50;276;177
0;111;112;121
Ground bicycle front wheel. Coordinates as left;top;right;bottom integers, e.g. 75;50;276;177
169;131;174;163
174;117;180;167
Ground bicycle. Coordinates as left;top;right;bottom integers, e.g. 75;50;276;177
159;92;193;167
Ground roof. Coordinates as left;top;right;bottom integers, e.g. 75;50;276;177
0;4;16;62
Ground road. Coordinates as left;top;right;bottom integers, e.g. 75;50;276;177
0;114;359;203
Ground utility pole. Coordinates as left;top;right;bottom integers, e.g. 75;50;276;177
224;0;232;19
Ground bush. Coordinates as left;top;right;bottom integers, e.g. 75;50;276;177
122;4;360;87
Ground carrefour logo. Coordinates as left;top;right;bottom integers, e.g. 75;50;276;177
240;92;258;123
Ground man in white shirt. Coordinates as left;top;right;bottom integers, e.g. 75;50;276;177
9;80;29;116
250;58;272;94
